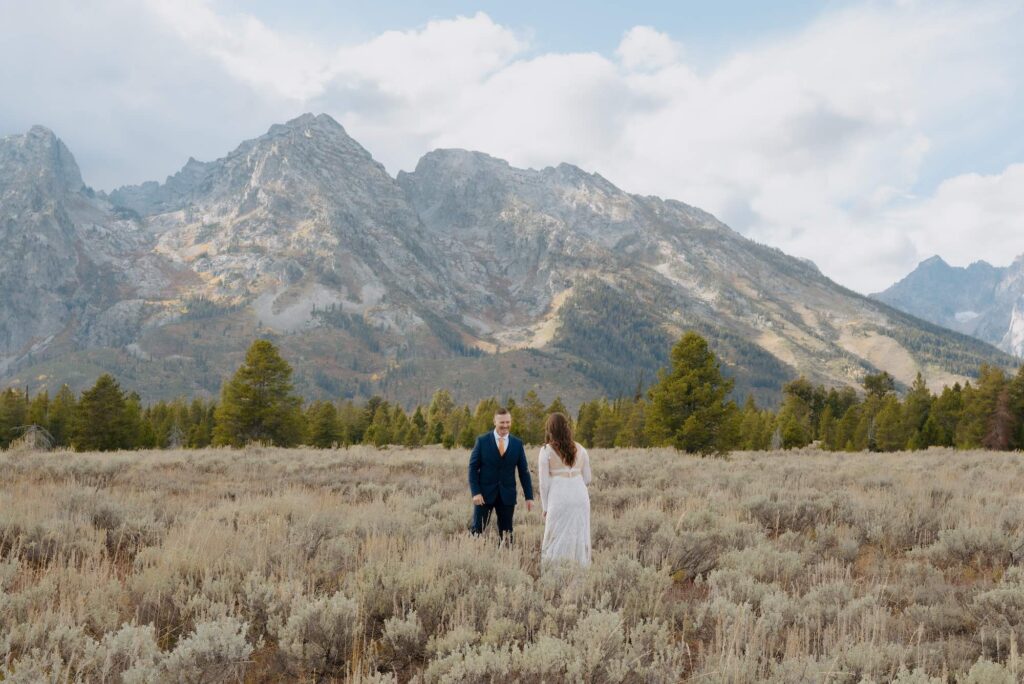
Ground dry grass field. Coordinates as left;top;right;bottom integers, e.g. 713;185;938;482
2;446;1024;683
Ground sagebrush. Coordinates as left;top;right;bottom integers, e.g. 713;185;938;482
2;446;1024;682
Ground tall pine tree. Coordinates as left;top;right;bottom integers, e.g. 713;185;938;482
213;340;303;447
72;375;131;451
646;332;737;455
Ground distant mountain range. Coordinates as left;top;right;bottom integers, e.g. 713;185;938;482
0;114;1013;407
873;256;1024;359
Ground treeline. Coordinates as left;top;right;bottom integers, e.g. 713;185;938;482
0;380;568;452
0;341;572;452
3;335;1024;454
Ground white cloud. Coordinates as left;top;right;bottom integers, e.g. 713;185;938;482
144;0;331;100
1;0;1022;293
892;164;1024;271
616;26;682;72
330;13;524;100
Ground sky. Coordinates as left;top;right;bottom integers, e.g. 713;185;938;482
1;0;1022;294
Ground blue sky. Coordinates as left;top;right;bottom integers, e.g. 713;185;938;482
234;0;840;63
1;0;1022;293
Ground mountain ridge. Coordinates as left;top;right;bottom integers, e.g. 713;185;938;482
873;255;1024;357
1;114;1015;407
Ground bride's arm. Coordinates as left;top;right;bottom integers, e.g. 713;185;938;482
580;444;592;486
538;446;550;512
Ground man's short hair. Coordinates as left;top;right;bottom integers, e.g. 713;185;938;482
495;407;510;416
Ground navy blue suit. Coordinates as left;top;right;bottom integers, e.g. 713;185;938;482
468;432;533;540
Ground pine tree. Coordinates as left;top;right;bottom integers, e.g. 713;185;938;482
337;400;366;445
546;397;569;419
1007;366;1024;449
835;403;861;451
72;374;131;451
645;332;736;455
873;396;905;452
779;412;809;449
983;387;1016;450
411;405;428;436
446;406;473;449
471;398;500;437
956;367;1005;448
825;386;859;422
615;399;648;447
922;384;961;447
48;385;77;447
592;401;623;448
427;390;454;443
363;403;392;447
817;406;837;450
124;392;146;449
188;399;215;448
576;401;601;447
902;372;933;450
307;401;341;448
738;396;772;450
775;377;815;448
389;405;411;446
212;340;304;447
404;416;424;447
853;394;885;451
27;390;49;429
458;421;477;449
863;371;896;399
0;387;28;448
516;390;546;445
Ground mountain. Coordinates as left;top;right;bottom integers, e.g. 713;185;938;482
0;115;1014;407
873;256;1024;357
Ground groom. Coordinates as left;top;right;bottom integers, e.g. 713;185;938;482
468;407;534;543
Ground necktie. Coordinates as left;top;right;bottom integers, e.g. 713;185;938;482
498;436;506;456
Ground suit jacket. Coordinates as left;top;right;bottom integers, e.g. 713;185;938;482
468;432;534;505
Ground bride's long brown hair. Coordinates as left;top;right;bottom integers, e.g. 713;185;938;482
545;412;577;467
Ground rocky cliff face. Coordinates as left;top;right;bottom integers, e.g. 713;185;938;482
874;256;1024;357
0;115;1014;405
0;126;187;375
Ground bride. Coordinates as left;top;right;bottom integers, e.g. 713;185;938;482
538;412;592;567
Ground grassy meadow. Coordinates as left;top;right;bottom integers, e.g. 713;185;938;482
2;445;1024;682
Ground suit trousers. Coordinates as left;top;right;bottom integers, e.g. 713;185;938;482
471;491;515;542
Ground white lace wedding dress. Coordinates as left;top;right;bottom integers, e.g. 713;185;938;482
538;443;592;567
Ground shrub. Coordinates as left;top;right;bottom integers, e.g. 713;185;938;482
153;616;254;683
919;527;1012;569
567;609;628;682
85;623;161;683
380;610;425;673
277;592;360;676
890;665;945;684
665;522;761;580
961;657;1015;684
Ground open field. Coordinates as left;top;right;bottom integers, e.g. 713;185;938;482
2;446;1024;682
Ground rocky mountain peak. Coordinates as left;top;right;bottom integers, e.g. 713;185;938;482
397;149;637;241
109;112;385;217
268;112;348;137
918;255;949;270
0;125;84;196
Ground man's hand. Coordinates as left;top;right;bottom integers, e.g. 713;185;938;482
472;494;484;506
525;499;534;512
